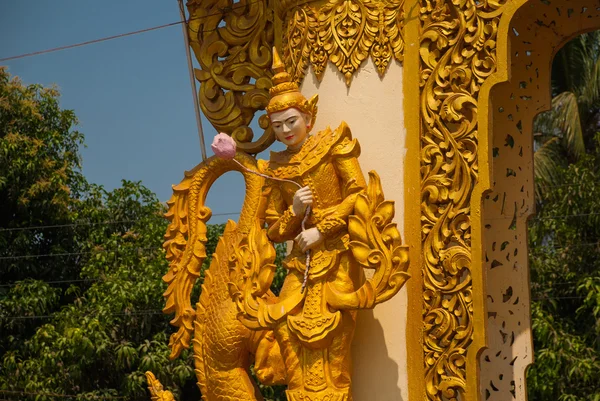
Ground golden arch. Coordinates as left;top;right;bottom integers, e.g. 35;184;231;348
406;0;600;400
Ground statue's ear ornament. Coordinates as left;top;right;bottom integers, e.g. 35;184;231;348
307;94;319;129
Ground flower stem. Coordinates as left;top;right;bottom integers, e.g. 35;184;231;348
231;158;312;293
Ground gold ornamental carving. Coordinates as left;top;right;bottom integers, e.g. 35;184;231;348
418;0;508;400
280;0;405;86
186;0;276;154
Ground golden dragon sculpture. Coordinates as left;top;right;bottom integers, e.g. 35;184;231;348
146;153;285;401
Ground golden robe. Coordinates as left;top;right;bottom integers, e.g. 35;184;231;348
262;122;367;400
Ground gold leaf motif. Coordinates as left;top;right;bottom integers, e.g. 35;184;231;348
145;372;176;401
345;171;410;303
348;241;372;267
381;223;401;244
228;221;279;329
374;199;395;226
282;6;319;83
419;0;509;399
280;0;405;87
347;215;368;243
186;0;275;154
229;222;276;299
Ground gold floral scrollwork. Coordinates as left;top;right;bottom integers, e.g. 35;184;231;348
419;0;508;400
280;0;405;86
228;222;278;330
324;171;410;311
186;0;275;154
282;6;319;83
348;171;410;304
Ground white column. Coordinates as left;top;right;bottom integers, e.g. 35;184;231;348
301;58;408;401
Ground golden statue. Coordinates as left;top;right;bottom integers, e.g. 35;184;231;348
146;48;410;401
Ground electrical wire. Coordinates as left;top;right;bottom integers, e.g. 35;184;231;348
0;212;239;233
178;0;208;161
0;210;595;234
532;296;586;301
0;0;263;63
0;246;160;261
0;220;137;233
2;309;165;321
0;389;126;399
534;212;600;220
0;278;100;288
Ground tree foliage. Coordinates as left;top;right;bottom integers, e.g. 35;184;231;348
533;31;600;199
0;66;87;284
527;32;600;401
0;67;286;400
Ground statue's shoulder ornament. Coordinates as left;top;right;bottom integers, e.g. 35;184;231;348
331;121;360;159
268;121;358;179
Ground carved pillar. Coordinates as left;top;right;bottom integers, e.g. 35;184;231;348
416;1;600;401
479;3;600;401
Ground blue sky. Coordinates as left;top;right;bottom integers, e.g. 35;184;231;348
0;0;278;223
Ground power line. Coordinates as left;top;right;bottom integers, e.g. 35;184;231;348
0;20;182;63
0;278;101;289
0;1;262;63
178;0;207;162
536;182;600;189
0;246;160;261
0;212;239;233
0;389;125;400
0;220;137;233
0;210;596;234
534;212;600;220
527;242;600;252
2;309;165;321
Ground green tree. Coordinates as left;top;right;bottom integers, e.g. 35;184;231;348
0;178;198;400
527;32;600;401
0;67;287;400
533;31;600;198
0;66;87;283
0;66;91;361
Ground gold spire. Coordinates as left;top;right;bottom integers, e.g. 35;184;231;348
271;47;289;87
267;47;318;119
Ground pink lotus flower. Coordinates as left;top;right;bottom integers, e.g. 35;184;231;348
211;133;236;160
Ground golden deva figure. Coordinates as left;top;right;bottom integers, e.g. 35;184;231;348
263;54;365;401
231;49;410;401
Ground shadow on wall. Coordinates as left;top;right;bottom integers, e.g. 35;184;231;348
352;309;403;401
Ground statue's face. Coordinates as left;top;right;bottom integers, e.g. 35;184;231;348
270;108;310;150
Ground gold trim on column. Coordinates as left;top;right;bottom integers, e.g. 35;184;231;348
278;0;405;86
403;1;425;400
418;1;509;400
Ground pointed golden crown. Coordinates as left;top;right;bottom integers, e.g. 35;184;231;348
266;47;318;119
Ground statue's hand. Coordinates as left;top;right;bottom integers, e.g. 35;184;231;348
295;227;324;252
293;186;313;216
